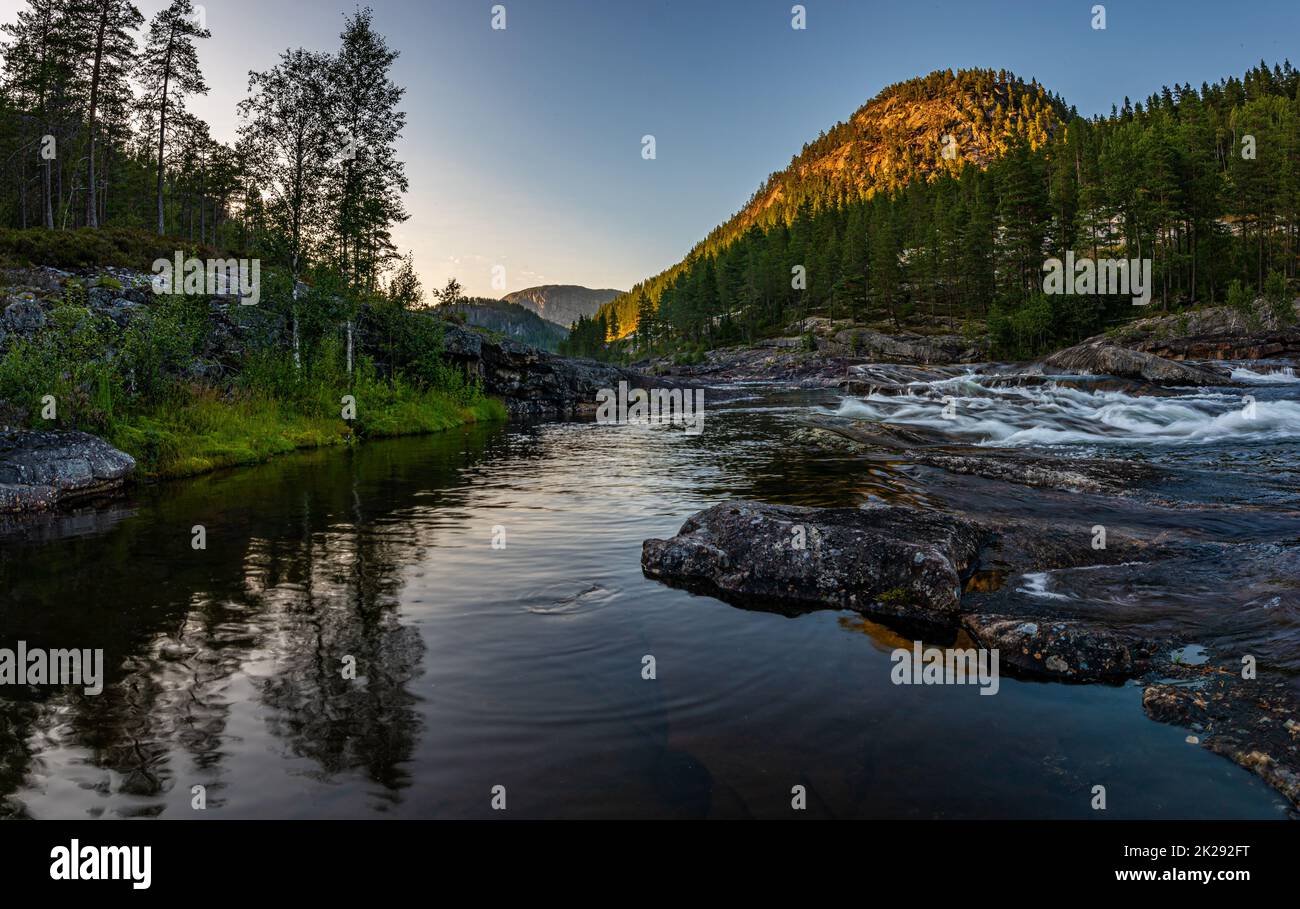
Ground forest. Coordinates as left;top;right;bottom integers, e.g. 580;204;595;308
573;65;1300;361
0;0;411;292
0;0;500;477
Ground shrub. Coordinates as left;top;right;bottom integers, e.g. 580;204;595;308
0;226;243;270
1264;271;1295;325
1226;279;1254;313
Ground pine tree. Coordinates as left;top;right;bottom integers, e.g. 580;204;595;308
136;0;209;234
77;0;142;227
1;0;79;229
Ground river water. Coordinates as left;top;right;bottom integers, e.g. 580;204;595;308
1;366;1297;818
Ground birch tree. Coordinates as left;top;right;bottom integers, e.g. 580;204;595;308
329;7;408;291
238;47;339;367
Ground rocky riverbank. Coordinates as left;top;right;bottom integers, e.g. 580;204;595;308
642;497;1300;809
0;265;683;511
636;305;1300;809
0;430;135;512
647;298;1296;388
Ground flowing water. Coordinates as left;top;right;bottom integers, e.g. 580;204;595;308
1;364;1297;818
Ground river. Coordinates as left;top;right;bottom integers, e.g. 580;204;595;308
1;366;1297;818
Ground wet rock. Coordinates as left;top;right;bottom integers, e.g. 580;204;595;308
838;363;970;396
796;418;1164;495
652;343;856;387
1143;678;1300;808
651;326;983;387
0;430;136;513
797;418;951;451
1042;339;1228;385
962;614;1149;681
641;501;985;623
158;641;198;662
914;451;1163;495
978;519;1150;572
786;426;869;453
822;327;987;364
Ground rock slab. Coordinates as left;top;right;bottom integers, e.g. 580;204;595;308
0;430;136;512
1042;339;1227;386
641;501;984;622
962;614;1146;682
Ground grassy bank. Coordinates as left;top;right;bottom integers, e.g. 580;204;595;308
0;260;508;482
107;383;505;480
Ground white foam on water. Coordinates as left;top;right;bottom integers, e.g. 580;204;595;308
1231;366;1300;384
1016;572;1073;601
833;372;1300;447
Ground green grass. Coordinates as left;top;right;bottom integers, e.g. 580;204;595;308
108;385;507;480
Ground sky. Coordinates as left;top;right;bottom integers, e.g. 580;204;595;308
4;0;1300;299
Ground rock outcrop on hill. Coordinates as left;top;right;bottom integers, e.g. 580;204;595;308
502;285;624;329
437;321;657;418
1108;297;1300;361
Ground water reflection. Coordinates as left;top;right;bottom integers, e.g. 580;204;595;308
0;394;1293;819
0;427;503;817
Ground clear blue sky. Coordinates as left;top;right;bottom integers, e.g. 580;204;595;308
6;0;1299;298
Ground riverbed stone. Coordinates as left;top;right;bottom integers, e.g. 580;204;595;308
0;430;136;513
641;501;985;623
1042;338;1227;385
1143;679;1300;808
961;613;1147;681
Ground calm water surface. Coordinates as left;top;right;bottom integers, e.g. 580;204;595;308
1;381;1295;818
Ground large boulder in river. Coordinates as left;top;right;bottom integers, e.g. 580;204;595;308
641;501;984;623
1042;338;1226;385
0;430;136;512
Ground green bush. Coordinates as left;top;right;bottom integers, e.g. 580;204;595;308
120;295;207;402
0;257;505;478
1226;279;1254;313
1264;271;1294;325
0;291;125;431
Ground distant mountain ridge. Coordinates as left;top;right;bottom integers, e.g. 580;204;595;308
441;298;569;351
503;285;625;329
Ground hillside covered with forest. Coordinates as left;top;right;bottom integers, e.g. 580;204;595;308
574;65;1299;361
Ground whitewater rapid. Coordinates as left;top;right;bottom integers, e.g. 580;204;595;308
833;366;1300;447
